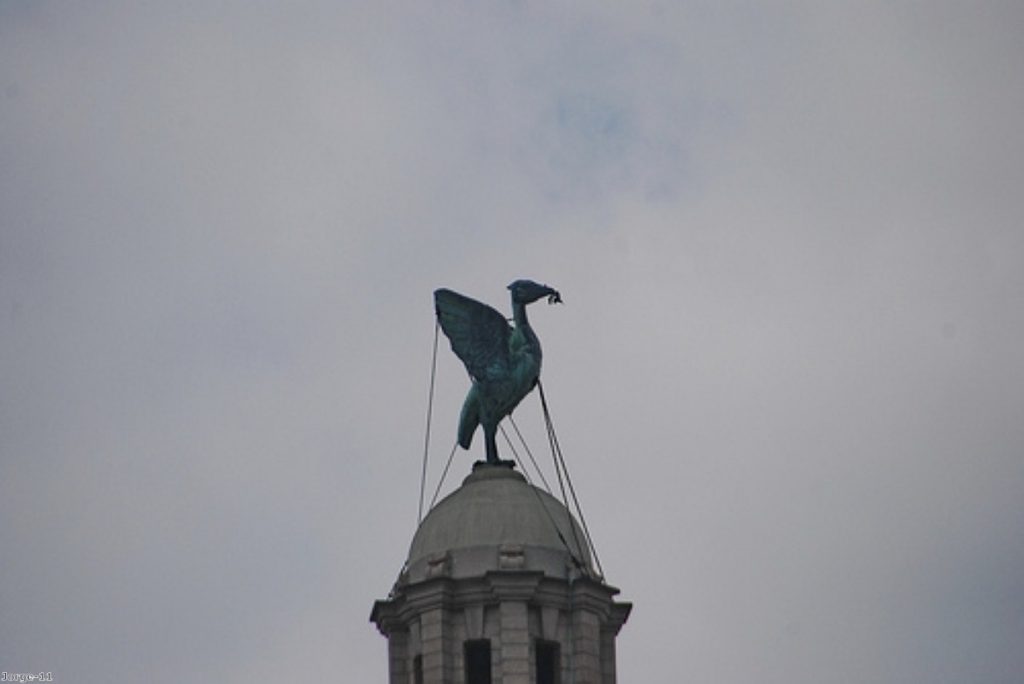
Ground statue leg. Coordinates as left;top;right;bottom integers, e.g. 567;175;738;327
484;425;499;464
481;423;515;468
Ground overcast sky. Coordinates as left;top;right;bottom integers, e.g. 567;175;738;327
3;2;1023;682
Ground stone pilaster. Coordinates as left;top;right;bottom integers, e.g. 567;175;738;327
488;572;541;684
600;629;617;684
499;600;530;684
419;606;447;684
387;629;408;684
571;608;602;684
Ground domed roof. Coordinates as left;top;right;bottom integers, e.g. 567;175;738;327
404;465;593;583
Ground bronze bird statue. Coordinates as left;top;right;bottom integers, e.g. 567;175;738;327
434;280;562;465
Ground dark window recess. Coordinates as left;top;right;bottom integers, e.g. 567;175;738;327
413;654;423;684
464;639;492;684
536;639;561;684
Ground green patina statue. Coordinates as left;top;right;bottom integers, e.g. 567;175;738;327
434;280;562;465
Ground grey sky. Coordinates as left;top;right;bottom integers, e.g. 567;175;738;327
2;2;1023;682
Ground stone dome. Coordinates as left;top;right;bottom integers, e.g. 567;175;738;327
404;465;593;584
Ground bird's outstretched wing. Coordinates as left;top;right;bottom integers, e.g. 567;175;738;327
434;288;511;382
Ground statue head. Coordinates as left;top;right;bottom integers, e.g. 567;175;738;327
508;279;562;305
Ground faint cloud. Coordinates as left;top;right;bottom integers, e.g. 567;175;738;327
526;86;700;205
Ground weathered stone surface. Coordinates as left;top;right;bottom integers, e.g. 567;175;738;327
371;464;631;682
406;466;593;584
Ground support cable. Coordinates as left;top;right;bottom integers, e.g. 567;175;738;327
427;440;459;511
537;379;606;579
545;410;589;575
506;415;553;494
417;320;441;525
500;423;587;571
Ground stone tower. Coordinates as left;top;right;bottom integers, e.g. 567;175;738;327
371;464;631;683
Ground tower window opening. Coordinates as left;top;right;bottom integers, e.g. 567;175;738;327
464;639;492;684
536;639;561;684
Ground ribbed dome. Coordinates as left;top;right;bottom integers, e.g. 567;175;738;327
404;465;593;583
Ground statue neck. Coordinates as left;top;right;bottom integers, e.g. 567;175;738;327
512;301;530;328
511;300;542;354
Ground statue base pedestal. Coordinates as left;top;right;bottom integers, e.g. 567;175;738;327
473;459;516;471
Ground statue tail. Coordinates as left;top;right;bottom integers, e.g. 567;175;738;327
457;393;479;450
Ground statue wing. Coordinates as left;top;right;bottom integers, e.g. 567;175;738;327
434;288;511;382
